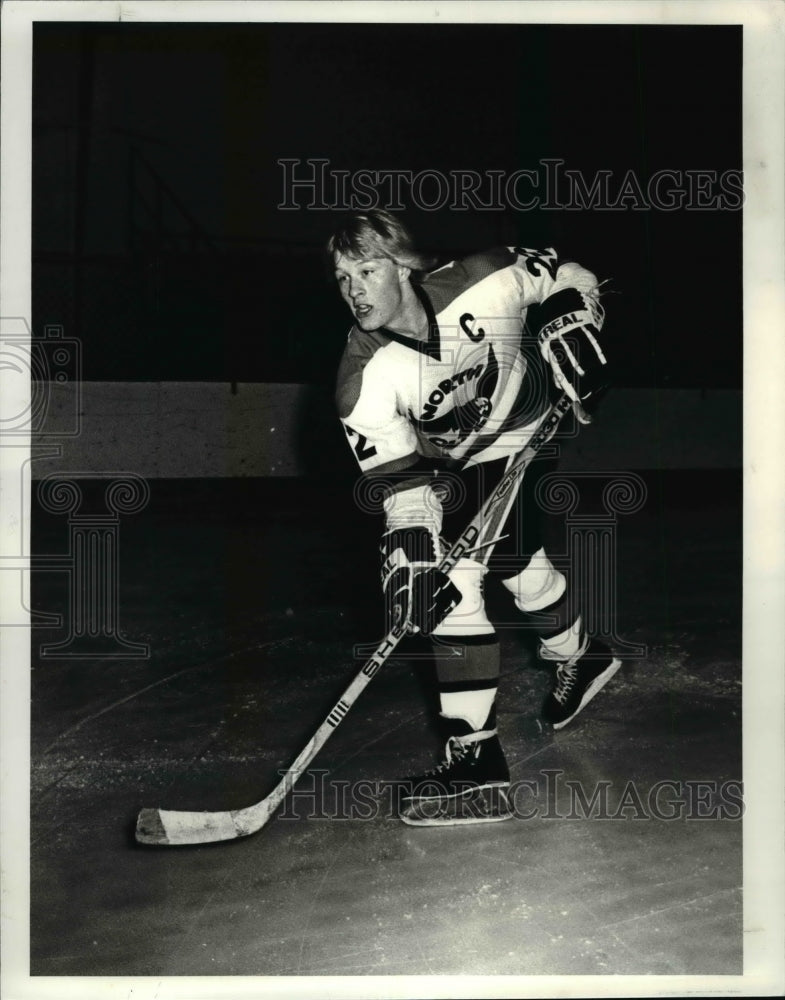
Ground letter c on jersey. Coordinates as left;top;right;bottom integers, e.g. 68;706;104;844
460;313;485;343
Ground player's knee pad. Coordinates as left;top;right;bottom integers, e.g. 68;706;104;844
432;557;494;638
501;547;566;613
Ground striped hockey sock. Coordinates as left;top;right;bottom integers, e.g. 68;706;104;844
431;634;500;730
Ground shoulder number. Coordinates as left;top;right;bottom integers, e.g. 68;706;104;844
515;247;559;280
345;425;378;463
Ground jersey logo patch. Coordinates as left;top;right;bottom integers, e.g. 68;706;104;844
409;343;499;449
417;361;486;420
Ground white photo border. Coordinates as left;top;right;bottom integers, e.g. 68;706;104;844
2;2;783;998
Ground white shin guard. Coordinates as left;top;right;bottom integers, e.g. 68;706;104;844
432;556;494;638
439;688;497;732
501;547;566;613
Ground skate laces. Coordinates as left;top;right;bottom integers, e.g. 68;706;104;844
553;660;578;703
428;728;497;773
548;637;592;703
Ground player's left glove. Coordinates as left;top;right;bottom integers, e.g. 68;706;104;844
380;527;460;635
536;287;609;423
380;484;460;635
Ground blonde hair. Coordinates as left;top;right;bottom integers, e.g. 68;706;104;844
326;210;435;276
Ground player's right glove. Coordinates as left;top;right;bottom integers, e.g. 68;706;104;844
381;527;460;635
536;287;610;423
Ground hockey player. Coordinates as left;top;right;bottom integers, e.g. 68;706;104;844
329;209;620;825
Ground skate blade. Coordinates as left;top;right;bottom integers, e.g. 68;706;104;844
552;657;622;731
400;784;513;826
401;811;514;827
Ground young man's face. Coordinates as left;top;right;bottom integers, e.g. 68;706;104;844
333;252;409;331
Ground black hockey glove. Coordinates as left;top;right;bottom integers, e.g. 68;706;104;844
380;527;460;635
537;287;609;423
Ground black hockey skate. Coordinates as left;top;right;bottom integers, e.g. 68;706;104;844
399;715;513;826
542;637;621;730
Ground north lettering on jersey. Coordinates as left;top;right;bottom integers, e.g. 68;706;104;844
410;344;500;449
418;363;485;419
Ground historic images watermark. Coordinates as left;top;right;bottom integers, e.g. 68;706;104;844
277;768;745;822
278;158;744;212
1;317;149;657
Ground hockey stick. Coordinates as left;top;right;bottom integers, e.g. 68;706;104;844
135;392;575;845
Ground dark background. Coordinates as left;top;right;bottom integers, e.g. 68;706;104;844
32;22;742;389
27;20;748;983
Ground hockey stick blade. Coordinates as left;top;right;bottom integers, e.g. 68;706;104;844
136;804;265;846
136;734;321;844
135;393;573;846
135;628;407;845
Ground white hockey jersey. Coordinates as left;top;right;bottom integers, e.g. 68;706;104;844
336;246;601;474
